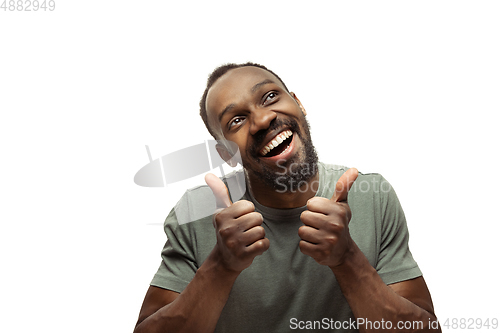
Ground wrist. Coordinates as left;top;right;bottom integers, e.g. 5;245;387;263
329;238;360;273
204;246;241;280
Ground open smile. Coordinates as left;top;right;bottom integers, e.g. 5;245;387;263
260;129;293;156
259;129;295;159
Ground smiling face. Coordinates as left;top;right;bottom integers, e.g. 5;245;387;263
205;66;318;193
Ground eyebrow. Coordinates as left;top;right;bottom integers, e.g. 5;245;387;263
218;79;276;123
218;103;236;123
251;79;275;93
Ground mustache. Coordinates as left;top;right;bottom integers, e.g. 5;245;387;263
249;118;301;157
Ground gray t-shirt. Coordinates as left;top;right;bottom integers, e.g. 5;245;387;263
151;163;422;332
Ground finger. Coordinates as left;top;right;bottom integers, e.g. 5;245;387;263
299;240;319;257
300;209;327;229
236;210;263;230
244;238;270;257
205;173;232;209
298;225;321;245
305;197;333;214
331;168;358;203
301;207;350;230
240;226;266;246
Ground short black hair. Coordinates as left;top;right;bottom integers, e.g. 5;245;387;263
199;62;289;138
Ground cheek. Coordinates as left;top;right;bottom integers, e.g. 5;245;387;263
284;98;303;113
224;135;249;158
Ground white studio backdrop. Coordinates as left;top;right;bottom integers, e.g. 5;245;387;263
1;1;498;332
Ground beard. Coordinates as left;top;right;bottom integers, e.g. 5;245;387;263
245;115;319;193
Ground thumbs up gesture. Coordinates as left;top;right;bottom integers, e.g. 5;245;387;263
298;168;359;268
205;173;270;273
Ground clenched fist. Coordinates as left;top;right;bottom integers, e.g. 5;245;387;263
205;173;270;273
298;168;359;268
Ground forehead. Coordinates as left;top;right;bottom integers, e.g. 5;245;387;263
205;66;283;118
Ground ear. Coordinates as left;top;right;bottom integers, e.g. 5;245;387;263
290;92;306;116
215;143;238;167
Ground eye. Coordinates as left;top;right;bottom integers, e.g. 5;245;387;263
228;116;245;130
263;91;279;105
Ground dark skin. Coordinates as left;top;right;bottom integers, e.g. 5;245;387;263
206;67;319;209
134;67;441;333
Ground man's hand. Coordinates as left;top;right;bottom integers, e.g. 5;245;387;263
299;168;359;268
205;173;270;273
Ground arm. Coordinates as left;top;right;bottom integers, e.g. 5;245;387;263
331;241;440;332
299;169;441;332
134;174;269;333
133;248;240;333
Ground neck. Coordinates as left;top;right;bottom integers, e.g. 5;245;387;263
246;172;319;209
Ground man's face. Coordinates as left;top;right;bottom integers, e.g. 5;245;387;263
205;66;318;192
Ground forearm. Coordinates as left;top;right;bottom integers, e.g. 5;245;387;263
331;242;440;333
134;247;239;333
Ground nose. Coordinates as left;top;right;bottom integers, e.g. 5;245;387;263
249;108;277;135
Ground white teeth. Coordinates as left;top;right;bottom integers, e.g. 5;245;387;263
260;130;293;156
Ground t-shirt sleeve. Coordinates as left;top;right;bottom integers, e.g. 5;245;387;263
150;207;198;293
375;177;422;285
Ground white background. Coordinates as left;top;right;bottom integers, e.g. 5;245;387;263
1;1;499;332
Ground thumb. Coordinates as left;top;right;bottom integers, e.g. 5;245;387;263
205;173;232;209
331;168;359;203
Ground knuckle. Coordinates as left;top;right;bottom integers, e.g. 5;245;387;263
256;239;268;251
256;238;270;252
329;204;349;221
213;212;223;225
254;226;266;238
225;238;238;251
236;200;255;212
336;205;348;219
297;226;304;237
249;212;264;224
298;241;306;253
214;209;229;225
300;210;311;222
218;225;233;238
307;197;327;210
306;198;316;209
297;226;307;238
326;221;344;233
324;235;337;245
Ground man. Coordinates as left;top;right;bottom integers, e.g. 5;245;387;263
133;63;441;332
